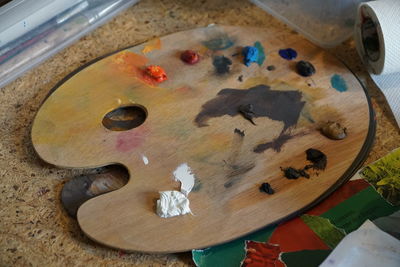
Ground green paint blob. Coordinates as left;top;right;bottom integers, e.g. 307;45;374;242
330;74;348;92
301;215;345;249
254;41;266;66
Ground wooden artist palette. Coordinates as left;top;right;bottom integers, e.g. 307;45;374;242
31;26;374;252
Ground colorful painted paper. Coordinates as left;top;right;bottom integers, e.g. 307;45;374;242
300;215;345;248
359;148;400;206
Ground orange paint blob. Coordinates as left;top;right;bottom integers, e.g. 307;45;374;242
145;65;168;83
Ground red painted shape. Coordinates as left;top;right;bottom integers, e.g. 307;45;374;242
268;217;330;253
307;179;370;216
115;128;147;152
242;241;285;267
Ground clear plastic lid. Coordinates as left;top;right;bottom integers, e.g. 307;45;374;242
0;0;139;88
250;0;369;48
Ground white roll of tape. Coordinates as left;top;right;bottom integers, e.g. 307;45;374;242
355;0;400;127
355;0;400;75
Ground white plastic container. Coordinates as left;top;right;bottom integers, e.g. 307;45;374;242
250;0;369;47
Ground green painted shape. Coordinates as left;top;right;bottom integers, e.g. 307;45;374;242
321;186;399;234
192;225;276;267
281;250;332;267
300;215;345;249
254;41;266;66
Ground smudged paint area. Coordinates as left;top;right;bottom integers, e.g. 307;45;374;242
212;56;232;74
202;33;234;51
110;51;162;87
115;127;148;152
331;74;348;92
223;129;255;188
141;38;161;54
224;162;255;188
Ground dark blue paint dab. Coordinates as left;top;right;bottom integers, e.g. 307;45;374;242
279;48;297;60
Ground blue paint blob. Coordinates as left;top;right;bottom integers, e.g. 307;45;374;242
254;41;266;66
330;74;348;92
279;48;297;60
202;35;234;51
242;46;259;67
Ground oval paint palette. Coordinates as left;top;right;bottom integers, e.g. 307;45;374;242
31;26;374;252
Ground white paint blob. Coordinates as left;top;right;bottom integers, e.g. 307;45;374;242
155;163;196;218
173;163;195;196
142;155;149;165
156;191;191;218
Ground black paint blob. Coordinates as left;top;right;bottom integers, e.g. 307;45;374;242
281;148;327;180
259;182;275;194
306;148;327;170
213;55;232;74
282;167;309;179
296;60;316;77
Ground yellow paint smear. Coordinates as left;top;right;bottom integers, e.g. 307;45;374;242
142;38;162;54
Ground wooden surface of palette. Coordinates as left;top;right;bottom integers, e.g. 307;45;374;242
31;26;373;252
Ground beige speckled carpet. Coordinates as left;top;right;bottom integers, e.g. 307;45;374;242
0;0;399;266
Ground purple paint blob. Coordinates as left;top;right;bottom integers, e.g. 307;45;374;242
279;48;297;60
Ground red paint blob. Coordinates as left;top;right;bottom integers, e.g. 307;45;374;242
145;65;168;82
180;50;200;64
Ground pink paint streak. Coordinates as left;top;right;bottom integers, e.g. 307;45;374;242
115;128;147;152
